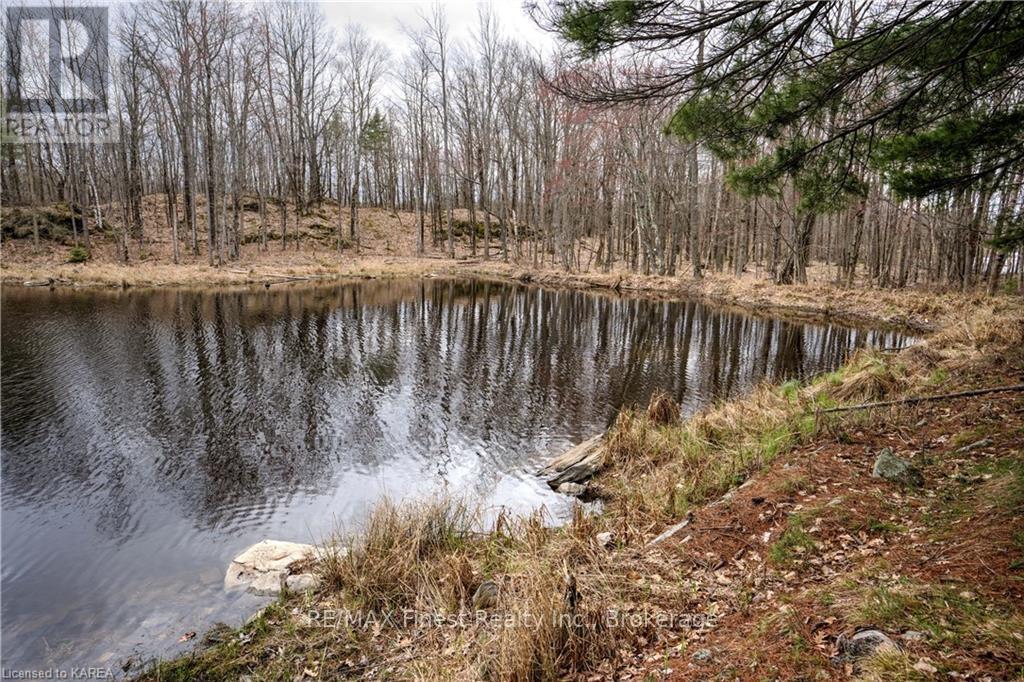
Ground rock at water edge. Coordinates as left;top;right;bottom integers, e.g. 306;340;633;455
224;539;316;595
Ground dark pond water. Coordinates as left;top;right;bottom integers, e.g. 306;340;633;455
0;278;915;672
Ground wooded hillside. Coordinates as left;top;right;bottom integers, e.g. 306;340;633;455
2;1;1022;293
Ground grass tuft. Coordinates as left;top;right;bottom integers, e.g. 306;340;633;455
645;389;680;426
827;349;905;401
769;513;817;565
853;580;1024;655
322;497;475;613
858;649;934;681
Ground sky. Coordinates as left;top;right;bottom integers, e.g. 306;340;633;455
319;0;557;59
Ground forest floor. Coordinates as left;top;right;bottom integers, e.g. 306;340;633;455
0;196;997;332
132;295;1022;680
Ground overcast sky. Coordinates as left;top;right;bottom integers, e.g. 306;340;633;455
319;0;556;59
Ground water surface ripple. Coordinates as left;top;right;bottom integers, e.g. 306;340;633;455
0;278;915;670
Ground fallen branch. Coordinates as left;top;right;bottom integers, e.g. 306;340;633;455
647;515;693;547
821;383;1024;413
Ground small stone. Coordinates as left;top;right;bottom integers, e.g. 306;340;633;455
837;629;900;659
472;580;499;610
913;659;938;674
871;448;924;487
902;630;927;642
595;531;615;549
556;482;587;497
692;648;712;663
285;573;320;593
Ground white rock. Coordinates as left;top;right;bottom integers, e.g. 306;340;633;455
224;539;316;595
556;482;587;497
913;659;938;674
285;573;320;593
248;571;285;595
595;531;615;548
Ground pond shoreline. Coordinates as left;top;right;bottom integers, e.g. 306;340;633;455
6;275;911;673
0;254;983;333
141;296;1024;680
7;256;1019;679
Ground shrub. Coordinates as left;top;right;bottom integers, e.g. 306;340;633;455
68;246;89;263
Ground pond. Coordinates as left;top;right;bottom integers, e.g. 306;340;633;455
0;278;916;671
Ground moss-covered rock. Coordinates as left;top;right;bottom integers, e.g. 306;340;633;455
872;447;924;487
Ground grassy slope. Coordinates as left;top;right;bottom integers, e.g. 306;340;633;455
137;295;1023;680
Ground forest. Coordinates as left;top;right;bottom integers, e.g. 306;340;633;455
2;2;1024;679
3;1;1022;292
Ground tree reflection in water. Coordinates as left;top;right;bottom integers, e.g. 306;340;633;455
0;279;914;669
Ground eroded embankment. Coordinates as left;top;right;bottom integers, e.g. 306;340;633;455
140;296;1023;680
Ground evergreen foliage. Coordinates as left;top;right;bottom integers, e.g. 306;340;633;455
553;1;1024;244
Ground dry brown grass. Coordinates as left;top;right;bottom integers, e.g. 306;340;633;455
320;498;477;614
147;495;633;680
928;299;1024;352
596;383;808;540
826;349;907;402
645;389;681;426
260;499;624;680
477;543;618;681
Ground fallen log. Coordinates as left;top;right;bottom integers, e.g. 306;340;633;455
539;434;603;474
821;383;1024;413
539;434;606;488
261;274;320;285
547;449;606;488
